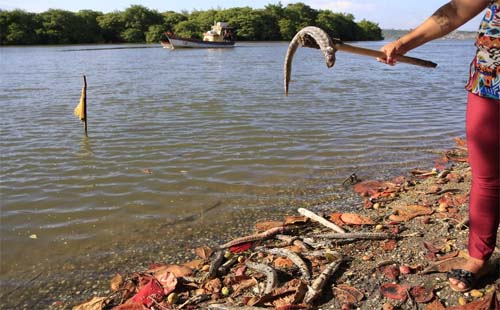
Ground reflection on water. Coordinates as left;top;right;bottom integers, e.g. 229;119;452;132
0;41;476;307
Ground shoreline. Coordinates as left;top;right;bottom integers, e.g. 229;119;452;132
70;139;500;310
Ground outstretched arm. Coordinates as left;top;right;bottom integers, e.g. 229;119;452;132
379;0;490;65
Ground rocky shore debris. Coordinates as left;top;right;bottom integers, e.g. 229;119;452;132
74;138;499;310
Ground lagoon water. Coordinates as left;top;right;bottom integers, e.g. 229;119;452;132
0;40;475;307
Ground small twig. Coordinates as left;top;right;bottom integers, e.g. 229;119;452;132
303;256;344;304
1;271;43;299
245;262;278;294
298;208;346;233
178;294;210;309
260;248;311;280
219;226;289;249
399;232;422;238
208;304;268;310
314;232;393;240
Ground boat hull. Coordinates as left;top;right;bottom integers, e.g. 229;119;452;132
164;36;234;49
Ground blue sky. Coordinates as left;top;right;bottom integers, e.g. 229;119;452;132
1;0;484;31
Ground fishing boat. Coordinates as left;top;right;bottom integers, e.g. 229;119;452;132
160;22;235;49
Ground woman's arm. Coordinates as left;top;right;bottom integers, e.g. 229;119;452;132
380;0;490;65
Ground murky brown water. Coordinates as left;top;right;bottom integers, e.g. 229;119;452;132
0;40;475;308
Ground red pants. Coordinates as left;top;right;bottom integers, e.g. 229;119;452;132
466;92;500;260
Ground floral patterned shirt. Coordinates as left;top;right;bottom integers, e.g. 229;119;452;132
465;0;500;100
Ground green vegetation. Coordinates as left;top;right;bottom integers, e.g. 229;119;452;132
0;2;383;45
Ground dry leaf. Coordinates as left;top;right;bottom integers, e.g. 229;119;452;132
353;180;389;197
421;256;467;274
389;205;433;222
155;271;177;295
231;278;258;296
329;213;346;226
381;239;397;251
423;241;442;254
110;273;124;292
283;215;308;225
340;213;375;225
204;278;222;294
380;283;410;301
332;284;364;304
274;257;294;268
149;264;193;277
425;299;445;310
410;286;434;303
194;246;213;260
72;297;107;310
182;258;205;270
254;220;284;231
379;265;400;280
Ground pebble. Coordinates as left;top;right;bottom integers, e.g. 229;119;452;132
470;289;483;298
458;296;467;305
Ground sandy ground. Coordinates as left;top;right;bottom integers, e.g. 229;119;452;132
70;144;500;310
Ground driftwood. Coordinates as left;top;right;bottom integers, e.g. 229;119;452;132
314;232;393;240
303;256;344;304
206;250;225;279
245;262;278;294
219;226;290;249
260;248;311;280
298;208;346;233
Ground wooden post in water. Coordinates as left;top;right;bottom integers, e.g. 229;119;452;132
74;75;88;136
83;75;88;136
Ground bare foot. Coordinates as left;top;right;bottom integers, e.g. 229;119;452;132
448;256;488;292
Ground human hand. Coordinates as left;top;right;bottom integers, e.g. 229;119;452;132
378;40;406;66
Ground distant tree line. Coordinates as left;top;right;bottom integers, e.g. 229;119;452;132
0;2;383;45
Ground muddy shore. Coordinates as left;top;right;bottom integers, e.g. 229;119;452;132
67;140;499;310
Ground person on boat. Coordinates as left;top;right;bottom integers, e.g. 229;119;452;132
379;0;499;293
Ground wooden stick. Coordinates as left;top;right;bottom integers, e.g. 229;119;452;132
303;257;344;304
219;226;289;249
260;248;311;279
314;232;393;240
82;75;87;136
245;262;278;294
335;42;437;68
297;208;346;233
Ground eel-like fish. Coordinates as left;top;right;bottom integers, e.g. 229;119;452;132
284;26;336;95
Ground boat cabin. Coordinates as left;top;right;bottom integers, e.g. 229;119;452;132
203;22;235;42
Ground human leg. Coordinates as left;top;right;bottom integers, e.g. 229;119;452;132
448;92;500;292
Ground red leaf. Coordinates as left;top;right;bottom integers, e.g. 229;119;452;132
379;265;400;280
332;284;364;303
410;286;434;303
132;279;164;307
381;239;397;251
425;299;445;310
229;241;253;253
423;241;441;254
380;283;410;301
